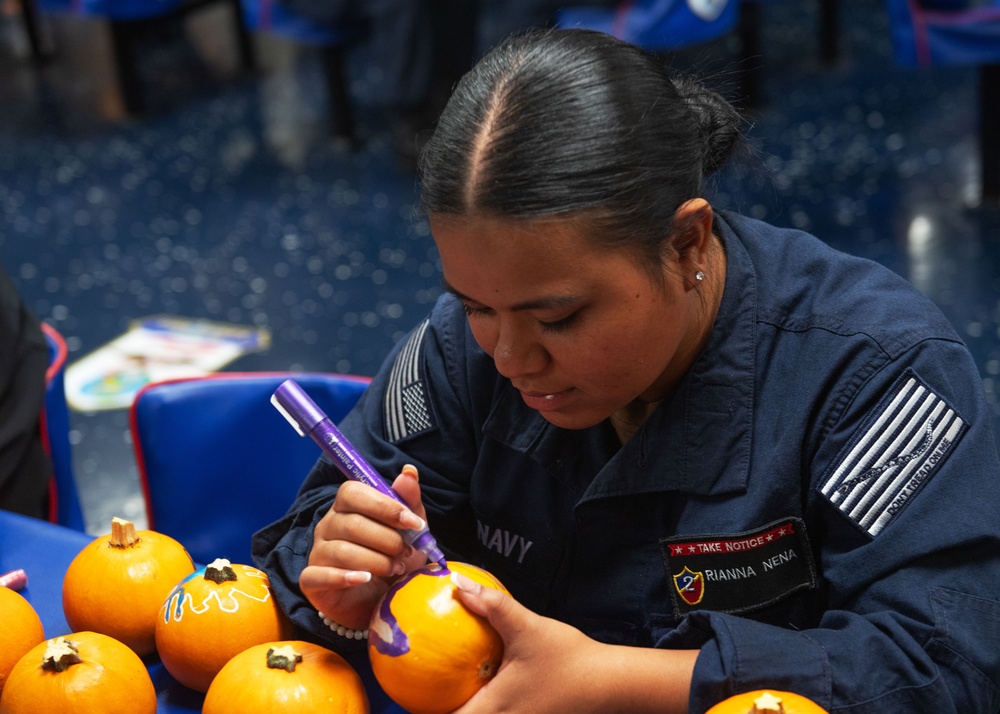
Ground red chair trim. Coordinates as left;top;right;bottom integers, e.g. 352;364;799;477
906;0;933;67
612;0;637;38
41;322;67;383
40;323;68;525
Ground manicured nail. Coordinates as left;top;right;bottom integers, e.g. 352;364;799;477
399;511;425;531
345;570;372;585
451;571;481;595
401;463;419;480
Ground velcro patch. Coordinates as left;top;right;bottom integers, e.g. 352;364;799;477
660;518;816;619
820;369;967;537
383;319;434;443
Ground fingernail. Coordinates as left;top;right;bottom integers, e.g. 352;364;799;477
345;570;372;585
391;560;406;576
399;511;425;531
402;464;419;480
451;571;481;595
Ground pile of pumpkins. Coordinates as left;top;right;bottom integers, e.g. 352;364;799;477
0;517;368;713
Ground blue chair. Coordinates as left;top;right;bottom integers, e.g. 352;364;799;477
886;0;1000;204
556;0;742;52
129;371;370;565
40;323;86;531
557;0;748;101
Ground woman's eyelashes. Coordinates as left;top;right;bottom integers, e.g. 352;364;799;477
538;312;580;333
461;303;492;318
462;302;581;333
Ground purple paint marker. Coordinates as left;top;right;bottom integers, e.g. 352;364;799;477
271;378;447;568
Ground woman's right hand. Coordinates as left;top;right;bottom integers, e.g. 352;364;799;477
299;464;431;630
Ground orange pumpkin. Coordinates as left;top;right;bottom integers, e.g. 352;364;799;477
369;561;507;714
706;689;828;714
155;558;294;692
62;516;195;656
203;641;370;713
0;586;44;695
0;632;156;714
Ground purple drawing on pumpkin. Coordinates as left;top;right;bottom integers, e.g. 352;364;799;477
370;563;451;657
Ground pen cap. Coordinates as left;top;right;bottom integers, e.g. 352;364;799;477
272;379;327;435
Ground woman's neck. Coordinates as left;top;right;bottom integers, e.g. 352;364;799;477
610;400;661;445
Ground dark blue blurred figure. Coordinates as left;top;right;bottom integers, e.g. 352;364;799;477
0;266;51;520
275;0;615;167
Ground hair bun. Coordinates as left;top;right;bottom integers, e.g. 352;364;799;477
670;75;742;178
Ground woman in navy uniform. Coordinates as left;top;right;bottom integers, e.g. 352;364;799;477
254;29;1000;712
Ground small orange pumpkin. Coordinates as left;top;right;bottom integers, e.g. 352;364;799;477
155;558;294;692
203;641;370;713
0;632;156;714
0;586;44;695
706;689;828;714
369;561;507;714
62;516;195;656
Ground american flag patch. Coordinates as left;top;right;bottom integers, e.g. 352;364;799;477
384;319;434;443
820;369;967;537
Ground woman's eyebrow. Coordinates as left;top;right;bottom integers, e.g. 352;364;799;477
440;277;582;312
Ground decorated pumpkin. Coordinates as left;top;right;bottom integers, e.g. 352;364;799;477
0;586;44;695
369;561;507;714
706;689;828;714
155;558;294;692
62;516;195;656
0;632;156;714
203;641;370;713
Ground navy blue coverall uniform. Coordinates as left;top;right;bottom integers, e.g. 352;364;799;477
254;211;1000;712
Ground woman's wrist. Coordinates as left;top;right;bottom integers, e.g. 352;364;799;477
317;611;369;640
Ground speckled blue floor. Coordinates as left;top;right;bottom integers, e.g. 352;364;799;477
2;0;998;534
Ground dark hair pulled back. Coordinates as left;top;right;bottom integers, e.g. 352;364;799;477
418;29;743;260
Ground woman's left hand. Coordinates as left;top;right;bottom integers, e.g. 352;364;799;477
450;572;697;714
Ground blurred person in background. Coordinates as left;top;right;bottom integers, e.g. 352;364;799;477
0;264;51;520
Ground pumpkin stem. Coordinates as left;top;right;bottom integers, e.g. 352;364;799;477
109;516;140;549
41;638;83;672
266;645;303;672
750;692;785;713
204;558;238;583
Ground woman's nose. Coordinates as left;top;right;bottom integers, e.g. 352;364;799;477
492;320;548;379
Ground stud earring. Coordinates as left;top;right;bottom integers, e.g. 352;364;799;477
695;271;705;282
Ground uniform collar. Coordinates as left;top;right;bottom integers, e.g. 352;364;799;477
483;212;757;498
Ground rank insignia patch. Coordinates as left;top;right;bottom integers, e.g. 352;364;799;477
661;518;816;618
820;369;967;537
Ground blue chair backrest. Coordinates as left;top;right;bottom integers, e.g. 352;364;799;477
557;0;742;51
886;0;1000;67
41;324;86;531
130;372;370;565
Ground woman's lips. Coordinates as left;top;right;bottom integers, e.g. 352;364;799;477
518;388;574;412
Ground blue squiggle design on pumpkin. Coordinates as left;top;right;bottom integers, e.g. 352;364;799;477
370;564;450;658
161;567;206;623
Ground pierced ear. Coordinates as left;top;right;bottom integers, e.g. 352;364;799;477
671;198;714;269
